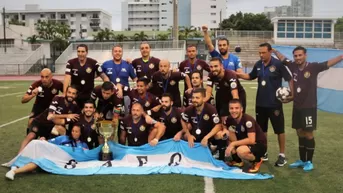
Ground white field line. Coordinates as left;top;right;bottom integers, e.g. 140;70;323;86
0;92;23;98
0;116;29;128
204;177;215;193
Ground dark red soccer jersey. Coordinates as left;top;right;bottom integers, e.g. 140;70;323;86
183;90;215;107
123;86;160;112
283;60;328;109
65;57;103;99
181;103;221;142
35;96;80;125
132;57;160;79
74;115;99;149
149;107;182;140
120;115;153;146
207;70;246;102
151;71;187;107
225;114;267;147
90;85;123;115
26;79;63;110
179;59;210;90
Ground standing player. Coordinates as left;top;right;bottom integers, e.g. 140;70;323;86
123;77;161;113
181;88;222;148
179;45;210;107
131;41;160;80
18;85;80;153
149;93;183;141
273;46;343;171
202;25;243;72
64;44;109;108
224;99;267;173
21;68;63;134
151;59;192;107
183;70;215;107
236;43;293;166
119;103;165;146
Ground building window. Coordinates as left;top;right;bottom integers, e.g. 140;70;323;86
305;33;312;38
286;33;294;38
162;3;167;5
305;22;313;32
323;33;331;38
211;13;216;16
296;22;304;32
278;23;285;31
211;20;217;24
144;18;147;20
150;18;153;20
50;14;56;19
71;29;76;32
286;23;294;31
323;23;331;32
60;14;66;19
314;22;322;32
277;33;285;38
161;17;167;19
135;0;140;2
81;29;87;32
21;15;25;20
296;33;304;38
161;10;167;12
162;24;167;26
210;5;216;8
81;13;87;17
314;33;322;38
71;14;74;17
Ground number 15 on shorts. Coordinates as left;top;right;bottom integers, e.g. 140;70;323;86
305;116;313;128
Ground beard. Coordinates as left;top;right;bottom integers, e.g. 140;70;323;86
162;105;172;112
219;49;228;56
193;101;203;107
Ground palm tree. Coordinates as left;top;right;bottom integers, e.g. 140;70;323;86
27;35;40;44
156;33;169;41
134;31;148;41
114;34;128;42
179;26;196;40
94;31;105;42
102;28;114;40
190;31;202;38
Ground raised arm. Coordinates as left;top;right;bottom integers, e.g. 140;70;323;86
327;54;343;68
63;74;71;94
202;25;215;52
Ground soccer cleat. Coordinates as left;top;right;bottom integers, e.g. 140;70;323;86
289;160;305;168
261;152;268;161
5;170;15;181
248;159;263;173
303;161;314;172
226;161;244;168
274;155;287;167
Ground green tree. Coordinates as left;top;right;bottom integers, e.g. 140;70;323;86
94;28;114;41
156;33;169;40
35;20;71;40
114;34;128;42
189;31;202;38
27;35;40;44
134;31;149;41
179;26;196;39
335;17;343;32
219;12;273;31
8;18;25;26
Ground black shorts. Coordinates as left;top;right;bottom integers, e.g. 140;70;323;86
29;104;46;119
248;143;267;162
29;119;54;138
292;108;317;131
256;106;285;134
215;93;246;117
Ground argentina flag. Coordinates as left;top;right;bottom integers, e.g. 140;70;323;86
2;140;272;180
273;45;343;114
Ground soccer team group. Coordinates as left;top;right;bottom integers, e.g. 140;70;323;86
5;26;343;180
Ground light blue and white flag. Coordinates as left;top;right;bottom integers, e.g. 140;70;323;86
273;45;343;114
3;140;272;180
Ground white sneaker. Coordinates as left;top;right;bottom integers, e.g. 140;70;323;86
5;170;15;180
10;166;18;171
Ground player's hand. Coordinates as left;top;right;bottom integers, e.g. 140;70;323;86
32;87;39;96
172;67;178;72
67;114;80;121
94;112;101;120
185;88;193;94
202;25;208;32
126;58;132;64
145;115;156;125
39;137;46;141
225;144;235;157
201;136;209;147
187;134;196;148
117;88;124;99
149;138;159;146
173;132;183;141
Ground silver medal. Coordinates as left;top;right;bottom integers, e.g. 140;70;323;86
87;137;92;142
116;78;120;83
261;80;266;86
196;128;201;135
81;80;85;85
297;87;301;93
134;137;138;142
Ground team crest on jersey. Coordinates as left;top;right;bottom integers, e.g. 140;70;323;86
269;66;276;72
171;117;177;123
170;80;176;86
241;126;245;132
98;66;103;73
140;125;146;131
149;63;154;69
213;116;220;124
86;67;92;74
304;71;311;78
203;114;209;121
246;121;253;128
230;82;237;89
274;110;280;116
228;125;236;132
196;65;202;70
51;88;57;94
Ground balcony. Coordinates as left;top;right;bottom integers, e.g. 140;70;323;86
90;22;101;29
90;15;100;20
128;14;159;19
128;20;159;25
57;16;69;21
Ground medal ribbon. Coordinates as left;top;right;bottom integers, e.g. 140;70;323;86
187;59;197;73
113;61;123;80
195;106;205;131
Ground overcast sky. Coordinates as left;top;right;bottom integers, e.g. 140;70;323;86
0;0;342;30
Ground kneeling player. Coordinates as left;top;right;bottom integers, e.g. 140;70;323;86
119;103;165;146
181;88;222;148
224;99;267;173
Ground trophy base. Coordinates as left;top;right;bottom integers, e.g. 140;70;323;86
99;152;113;161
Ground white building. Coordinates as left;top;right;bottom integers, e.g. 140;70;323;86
264;0;312;19
121;0;226;31
271;17;336;46
2;4;112;39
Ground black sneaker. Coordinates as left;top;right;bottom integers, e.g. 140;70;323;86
261;152;268;161
274;155;287;167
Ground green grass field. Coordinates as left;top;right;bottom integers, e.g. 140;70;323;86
0;80;342;193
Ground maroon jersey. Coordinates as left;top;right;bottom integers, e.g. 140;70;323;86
34;96;80;125
284;60;328;109
132;57;160;79
207;70;246;102
90;85;123;116
151;71;187;107
225;114;267;147
181;103;220;142
183;89;215;107
123;86;160;112
179;59;210;90
65;57;103;99
74;115;99;149
149;107;182;140
120;115;153;146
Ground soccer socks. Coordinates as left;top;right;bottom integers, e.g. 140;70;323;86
298;137;307;162
306;138;315;162
216;140;227;160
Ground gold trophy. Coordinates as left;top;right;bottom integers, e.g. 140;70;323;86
96;120;114;161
